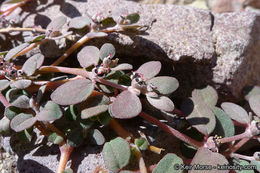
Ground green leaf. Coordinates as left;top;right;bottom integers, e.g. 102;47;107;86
47;16;67;31
10;79;32;89
0;117;10;134
242;86;260;101
111;63;133;71
251;160;260;172
48;132;64;144
190;148;229;173
98;111;112;125
101;17;117;28
90;129;105;145
249;94;260;117
212;107;235;137
6;0;24;3
51;79;94;105
152;153;183;173
109;90;142;119
68;129;83;147
136;61;161;80
4;43;29;61
62;168;74;173
126;13;140;24
100;43;115;60
77;46;100;68
11;95;30;109
65;105;78;121
233;159;254;173
28;35;46;43
103;137;131;172
147;76;179;95
192;85;218;108
134;138;149;150
5;106;21;120
10;113;36;132
182;98;216;136
221;102;249;124
36;101;62;121
81;94;109;119
0;51;8;56
0;80;10;91
68;16;91;29
17;128;34;143
146;95;174;112
22;53;44;76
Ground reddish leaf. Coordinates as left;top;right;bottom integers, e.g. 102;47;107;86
10;79;32;89
111;63;133;71
77;46;100;68
22;53;44;76
190;148;229;173
51;79;94;105
4;43;29;61
36;101;62;121
109;90;142;119
100;43;115;60
0;80;10;91
136;61;161;80
10;113;36;132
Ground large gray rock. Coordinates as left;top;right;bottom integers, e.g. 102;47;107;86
19;0;260;99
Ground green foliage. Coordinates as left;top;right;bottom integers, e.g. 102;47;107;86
22;53;44;76
10;113;36;132
36;101;62;121
153;153;183;173
0;80;10;91
134;137;149;150
103;137;131;172
4;43;29;61
48;132;64;145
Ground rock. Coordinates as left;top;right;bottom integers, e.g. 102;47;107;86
19;0;260;99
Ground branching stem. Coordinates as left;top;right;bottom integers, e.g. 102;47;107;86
230;153;254;161
139;112;203;148
219;131;251;144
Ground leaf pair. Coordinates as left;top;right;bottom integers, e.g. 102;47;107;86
10;101;62;132
109;61;178;119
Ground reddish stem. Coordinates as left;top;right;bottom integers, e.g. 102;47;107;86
139;112;203;148
218;131;251;144
0;92;10;107
57;144;73;173
172;108;185;117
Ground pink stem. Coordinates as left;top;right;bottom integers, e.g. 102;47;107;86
0;92;10;107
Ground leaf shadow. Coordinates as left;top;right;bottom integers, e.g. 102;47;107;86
17;158;54;173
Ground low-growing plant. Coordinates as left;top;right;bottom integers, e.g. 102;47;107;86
1;1;260;173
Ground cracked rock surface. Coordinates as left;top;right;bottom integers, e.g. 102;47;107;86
19;0;260;99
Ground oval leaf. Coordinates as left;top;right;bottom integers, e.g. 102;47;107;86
4;43;29;61
146;95;174;112
136;61;161;80
47;16;67;31
36;101;62;121
190;148;229;173
90;129;105;145
22;53;44;76
0;80;10;91
5;106;21;120
111;63;133;71
51;79;94;105
213;107;235;137
10;79;32;89
11;95;30;109
103;137;131;172
10;113;36;132
100;43;115;60
249;94;260;117
242;86;260;101
182;98;216;135
48;132;64;145
221;102;249;124
0;117;10;134
134;138;149;151
77;46;100;68
81;105;108;119
147;76;179;95
68;16;91;29
152;153;183;173
126;13;140;24
192;85;218;107
109;90;142;119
